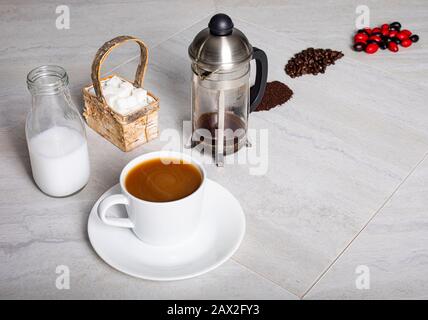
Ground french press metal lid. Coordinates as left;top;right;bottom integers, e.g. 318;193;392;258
188;13;268;166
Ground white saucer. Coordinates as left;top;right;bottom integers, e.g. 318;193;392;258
87;179;246;281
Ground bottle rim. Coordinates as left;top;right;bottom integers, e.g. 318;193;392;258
27;65;69;95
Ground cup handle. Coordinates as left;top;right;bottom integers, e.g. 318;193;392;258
97;194;134;228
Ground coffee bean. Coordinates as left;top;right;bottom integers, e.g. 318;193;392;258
390;37;401;44
410;34;419;43
353;42;366;52
357;29;369;36
379;41;388;50
389;22;402;30
285;48;344;78
366;39;378;45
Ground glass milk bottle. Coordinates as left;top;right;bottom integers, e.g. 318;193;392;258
26;65;90;197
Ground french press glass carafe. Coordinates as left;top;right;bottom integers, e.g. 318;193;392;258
188;13;268;166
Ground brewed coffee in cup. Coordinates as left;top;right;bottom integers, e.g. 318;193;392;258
125;157;202;202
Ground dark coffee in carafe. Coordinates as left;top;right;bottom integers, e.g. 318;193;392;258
193;111;247;154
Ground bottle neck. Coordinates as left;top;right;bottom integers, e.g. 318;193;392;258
27;65;69;96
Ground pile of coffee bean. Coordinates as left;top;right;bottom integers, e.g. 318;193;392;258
255;81;293;112
353;21;420;54
285;48;344;78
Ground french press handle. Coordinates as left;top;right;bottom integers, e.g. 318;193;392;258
250;47;268;112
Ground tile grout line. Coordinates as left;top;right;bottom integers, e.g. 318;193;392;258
300;150;428;299
230;257;301;299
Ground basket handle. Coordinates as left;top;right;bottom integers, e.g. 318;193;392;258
91;35;148;104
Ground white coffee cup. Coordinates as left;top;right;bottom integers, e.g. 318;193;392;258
97;151;206;246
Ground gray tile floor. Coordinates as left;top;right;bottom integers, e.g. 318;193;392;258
0;0;427;299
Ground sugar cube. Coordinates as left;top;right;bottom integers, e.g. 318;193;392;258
104;94;118;108
106;76;122;88
126;95;138;108
133;88;148;105
103;85;121;96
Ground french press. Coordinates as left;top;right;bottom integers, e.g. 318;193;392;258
188;13;268;166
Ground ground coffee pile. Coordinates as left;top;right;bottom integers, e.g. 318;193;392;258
285;48;344;78
255;81;293;112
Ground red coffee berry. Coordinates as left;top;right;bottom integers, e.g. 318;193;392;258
355;33;368;43
369;35;382;42
401;39;412;47
364;27;372;35
381;24;389;35
401;29;412;37
372;27;381;34
389;30;398;38
381;29;389;36
397;31;409;41
365;43;379;54
388;41;399;52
